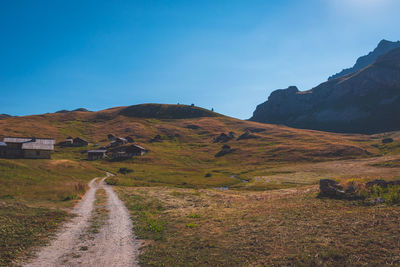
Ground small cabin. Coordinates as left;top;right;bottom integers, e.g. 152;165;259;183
109;144;148;159
58;136;88;147
88;150;107;161
0;137;55;159
72;137;89;147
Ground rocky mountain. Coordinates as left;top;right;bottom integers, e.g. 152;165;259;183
329;39;400;80
250;46;400;134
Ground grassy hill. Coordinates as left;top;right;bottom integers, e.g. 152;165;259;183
0;103;387;190
1;103;400;265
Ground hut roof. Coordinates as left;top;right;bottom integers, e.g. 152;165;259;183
88;150;107;153
3;137;55;145
108;144;147;153
22;142;54;150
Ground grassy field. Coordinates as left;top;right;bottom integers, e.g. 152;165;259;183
1;104;400;265
0;158;102;265
116;186;400;266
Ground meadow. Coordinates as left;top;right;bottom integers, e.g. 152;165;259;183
1;105;400;265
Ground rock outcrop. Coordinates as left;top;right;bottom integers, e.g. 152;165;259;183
329;39;400;80
250;45;400;134
215;145;235;157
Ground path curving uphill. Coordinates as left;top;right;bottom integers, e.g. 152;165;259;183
25;174;140;267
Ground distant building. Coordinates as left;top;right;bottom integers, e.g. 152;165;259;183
0;137;55;159
108;144;148;159
72;137;89;147
58;136;88;147
88;150;107;161
109;137;128;147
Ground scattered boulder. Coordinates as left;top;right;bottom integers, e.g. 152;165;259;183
237;131;259;141
214;133;231;143
382;138;394;144
317;179;346;199
107;134;117;141
186;124;200;130
215;145;235;157
150;135;162;143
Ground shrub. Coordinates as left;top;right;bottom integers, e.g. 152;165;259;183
361;184;400;205
105;177;118;185
188;213;200;218
118;167;133;174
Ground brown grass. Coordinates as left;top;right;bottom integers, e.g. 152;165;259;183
117;186;400;266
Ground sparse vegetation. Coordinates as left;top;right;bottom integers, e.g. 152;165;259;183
116;186;400;266
1;105;400;265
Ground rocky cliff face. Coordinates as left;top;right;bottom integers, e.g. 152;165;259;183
250;46;400;134
328;39;400;80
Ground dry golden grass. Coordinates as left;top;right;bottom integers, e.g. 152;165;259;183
1;104;400;265
117;185;400;266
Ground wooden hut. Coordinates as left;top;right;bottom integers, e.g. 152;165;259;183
108;144;148;159
88;150;107;161
1;137;55;159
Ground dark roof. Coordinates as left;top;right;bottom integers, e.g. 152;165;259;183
108;144;147;153
132;144;147;151
73;137;88;142
88;150;107;153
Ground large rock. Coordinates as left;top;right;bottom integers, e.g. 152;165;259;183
318;179;346;199
250;43;400;134
213;133;234;143
215;145;235;157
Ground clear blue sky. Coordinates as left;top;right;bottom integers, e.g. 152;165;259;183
1;0;399;119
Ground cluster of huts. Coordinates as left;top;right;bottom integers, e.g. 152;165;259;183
0;134;147;161
87;134;147;161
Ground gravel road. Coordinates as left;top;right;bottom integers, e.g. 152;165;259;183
25;174;140;267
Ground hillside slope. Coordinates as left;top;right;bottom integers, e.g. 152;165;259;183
1;103;391;190
251;46;400;134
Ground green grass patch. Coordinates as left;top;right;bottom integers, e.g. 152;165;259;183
0;202;67;266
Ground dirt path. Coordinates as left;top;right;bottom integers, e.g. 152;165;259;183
25;174;140;267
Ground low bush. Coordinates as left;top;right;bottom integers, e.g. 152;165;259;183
363;185;400;205
118;167;133;174
105;177;119;185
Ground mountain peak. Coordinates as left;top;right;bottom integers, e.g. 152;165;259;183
251;46;400;134
328;39;400;80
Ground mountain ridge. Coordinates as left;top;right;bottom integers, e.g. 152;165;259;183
328;39;400;80
250;44;400;134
